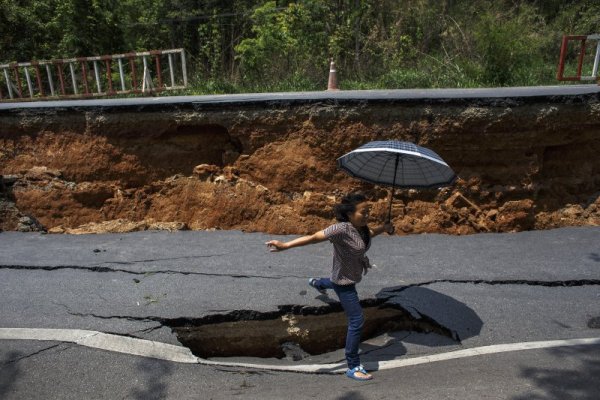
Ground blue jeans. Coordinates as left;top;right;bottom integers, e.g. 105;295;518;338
314;278;364;369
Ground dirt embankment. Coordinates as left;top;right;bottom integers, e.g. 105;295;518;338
1;94;599;234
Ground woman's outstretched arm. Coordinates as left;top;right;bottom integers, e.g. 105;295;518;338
266;230;327;252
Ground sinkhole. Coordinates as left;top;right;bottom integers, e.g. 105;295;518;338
168;299;457;360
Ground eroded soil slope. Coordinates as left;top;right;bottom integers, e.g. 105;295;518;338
1;95;599;234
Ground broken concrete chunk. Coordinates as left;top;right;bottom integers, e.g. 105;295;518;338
22;166;63;180
1;175;19;185
16;215;45;232
496;199;535;232
281;342;310;361
192;164;220;181
445;192;481;213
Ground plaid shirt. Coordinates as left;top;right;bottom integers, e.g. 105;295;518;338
323;222;372;285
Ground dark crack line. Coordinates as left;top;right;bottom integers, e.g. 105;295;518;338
379;278;600;296
101;328;164;340
0;264;308;280
95;253;231;265
212;367;276;376
53;302;165;338
100;323;165;339
133;325;164;335
1;343;67;365
66;310;167;324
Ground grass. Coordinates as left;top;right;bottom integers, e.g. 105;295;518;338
165;60;581;97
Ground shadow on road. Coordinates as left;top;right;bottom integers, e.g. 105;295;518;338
0;351;22;398
589;252;600;262
377;285;484;342
511;345;600;400
335;391;369;400
130;358;174;400
351;285;485;371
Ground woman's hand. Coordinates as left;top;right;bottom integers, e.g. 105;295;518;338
370;221;395;237
265;240;288;252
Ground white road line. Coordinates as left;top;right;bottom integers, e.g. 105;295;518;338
1;328;599;374
0;328;198;364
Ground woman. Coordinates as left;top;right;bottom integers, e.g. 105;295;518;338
265;193;394;381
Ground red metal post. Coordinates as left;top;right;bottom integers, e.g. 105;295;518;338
79;59;90;95
56;62;66;95
12;65;23;98
154;54;163;90
150;50;163;90
104;58;114;94
129;55;138;91
556;36;569;80
33;63;44;97
576;39;587;79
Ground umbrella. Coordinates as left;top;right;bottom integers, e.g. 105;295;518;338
337;140;456;222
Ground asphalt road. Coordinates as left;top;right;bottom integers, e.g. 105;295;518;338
1;84;599;111
1;226;599;399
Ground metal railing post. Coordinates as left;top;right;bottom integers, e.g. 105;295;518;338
168;53;175;88
153;53;163;89
93;61;102;93
181;49;188;87
24;67;34;98
33;63;44;97
80;60;90;95
576;39;587;78
117;58;126;91
3;68;14;99
129;55;138;92
12;65;23;98
557;34;600;82
593;41;600;79
104;58;114;94
69;63;78;95
141;56;151;92
46;64;56;96
56;62;66;95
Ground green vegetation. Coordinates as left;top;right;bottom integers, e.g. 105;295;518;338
1;0;599;93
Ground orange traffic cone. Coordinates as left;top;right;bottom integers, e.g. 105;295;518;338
327;59;339;91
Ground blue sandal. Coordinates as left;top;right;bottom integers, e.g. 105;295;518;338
308;278;327;295
345;365;373;381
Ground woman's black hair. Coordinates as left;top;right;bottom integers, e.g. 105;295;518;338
334;193;367;222
333;192;371;246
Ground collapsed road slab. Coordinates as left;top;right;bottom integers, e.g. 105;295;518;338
0;227;598;365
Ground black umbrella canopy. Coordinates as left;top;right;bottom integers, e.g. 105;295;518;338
337;140;456;189
337;140;456;221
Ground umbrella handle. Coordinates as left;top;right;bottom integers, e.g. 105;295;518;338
387;154;400;223
387;187;394;223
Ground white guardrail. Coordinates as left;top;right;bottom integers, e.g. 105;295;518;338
0;48;188;101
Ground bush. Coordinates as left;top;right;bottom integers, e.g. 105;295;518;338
474;6;547;86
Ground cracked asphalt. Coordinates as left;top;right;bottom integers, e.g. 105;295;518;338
1;226;599;399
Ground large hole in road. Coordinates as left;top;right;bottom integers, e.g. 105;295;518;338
169;299;456;360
